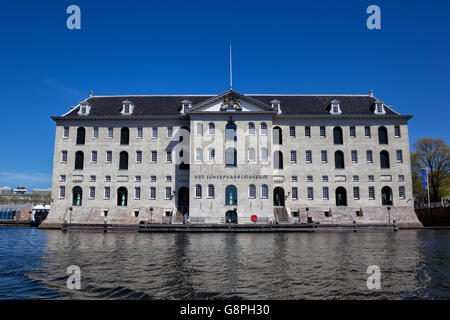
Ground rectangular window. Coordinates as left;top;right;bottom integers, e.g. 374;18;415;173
261;186;268;199
399;186;405;199
307;187;314;200
165;176;172;182
135;176;141;182
290;126;296;138
167;127;173;138
307;175;313;182
59;186;65;199
320;126;326;138
291;176;298;182
305;126;311;138
369;187;375;200
290;151;297;163
322;175;328;182
151;151;157;163
394;126;401;138
104;187;111;200
166;150;172;163
137;127;143;139
61;151;68;163
350;126;356;138
152;127;158;138
353;187;360;200
260;123;267;135
150;187;156;200
150;176;156;182
352;175;359;182
63;127;69;139
93;127;99;139
107;127;113;139
398;175;405;182
196;123;203;136
59;175;66;182
135;187;141;200
368;175;375;182
351;150;358;163
90;175;96;182
136;151;142;163
396;150;403;163
165;187;172;200
89;187;95;200
91;151;97;163
106;151;112;163
292;187;298;200
261;148;268;162
306;150;312;164
208;185;215;198
323;187;329;200
249;186;256;199
105;175;111;182
365;126;371;138
321;150;327;163
366;150;373;163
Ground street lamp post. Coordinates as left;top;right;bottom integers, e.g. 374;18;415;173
387;206;391;224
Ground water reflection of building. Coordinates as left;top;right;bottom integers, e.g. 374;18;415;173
43;89;422;228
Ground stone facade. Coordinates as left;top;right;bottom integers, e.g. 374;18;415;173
40;90;422;228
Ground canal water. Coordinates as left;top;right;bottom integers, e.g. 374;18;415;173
0;227;448;299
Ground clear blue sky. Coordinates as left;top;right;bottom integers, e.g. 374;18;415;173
0;0;449;190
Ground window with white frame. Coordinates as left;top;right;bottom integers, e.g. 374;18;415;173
207;184;215;198
365;126;371;138
90;151;97;163
330;100;341;114
196;123;203;136
320;126;326;138
165;176;172;182
151;151;157;163
398;175;405;182
89;186;95;200
208;148;215;161
135;176;141;182
152;127;158;138
104;187;110;200
93;127;99;139
292;187;298;200
105;175;111;182
396;150;403;163
106;151;112;163
249;184;256;199
63;127;69;139
260;123;267;135
249;148;256;163
90;175;96;182
208;123;215;135
306;150;312;164
137;127;143;139
261;184;268;199
195;185;202;198
352;175;359;182
399;186;405;199
369;186;375;199
107;127;113;139
59;186;65;199
307;175;313;182
323;186;329;200
305;126;311;138
350;126;356;138
261;147;268;162
248;122;255;135
59;175;66;182
367;150;373;163
167;126;173;138
150;176;156;182
61;151;68;163
290;126;295;138
368;175;375;182
394;126;401;138
136;151;142;163
165;187;172;200
353;187;360;200
322;175;329;182
351;150;358;163
135;187;141;200
290;150;297;163
321;150;327;163
291;176;298;182
195;148;202;162
307;187;314;200
149;187;156;200
166;150;172;163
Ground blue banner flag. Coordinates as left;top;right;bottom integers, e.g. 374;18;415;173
421;169;429;190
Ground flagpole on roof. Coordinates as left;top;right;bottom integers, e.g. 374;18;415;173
229;44;232;91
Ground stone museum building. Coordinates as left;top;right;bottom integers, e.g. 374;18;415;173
42;89;422;228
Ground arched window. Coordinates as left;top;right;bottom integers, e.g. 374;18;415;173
260;122;267;135
208;148;215;161
207;184;215;198
261;184;269;199
208;122;215;135
333;127;343;145
248;147;256;162
195;148;202;162
226;122;237;141
273;126;282;145
76;127;86;145
225;185;237;205
117;187;128;206
380;150;390;169
249;184;256;199
335;151;344;169
75;151;84;170
335;187;347;206
248;122;255;135
195;184;202;198
378;126;388;144
72;186;83;206
225;148;237;167
119;151;128;170
120;127;130;145
273;151;283;169
381;186;393;206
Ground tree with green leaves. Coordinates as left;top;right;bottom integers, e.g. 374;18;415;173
411;138;450;203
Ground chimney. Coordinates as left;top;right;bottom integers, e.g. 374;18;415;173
369;89;373;97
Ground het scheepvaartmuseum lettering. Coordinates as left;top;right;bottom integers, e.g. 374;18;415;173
195;174;269;180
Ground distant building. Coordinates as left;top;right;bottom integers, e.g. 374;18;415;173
0;187;13;195
32;188;52;196
13;187;27;195
0;204;32;221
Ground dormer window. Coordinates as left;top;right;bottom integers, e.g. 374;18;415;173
180;100;192;114
330;100;342;115
78;102;91;116
121;100;134;115
374;100;385;114
271;99;281;114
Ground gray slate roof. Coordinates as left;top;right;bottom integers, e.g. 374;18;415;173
54;91;407;120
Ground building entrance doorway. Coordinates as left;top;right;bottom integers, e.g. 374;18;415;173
225;210;238;223
177;187;189;216
274;187;285;207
